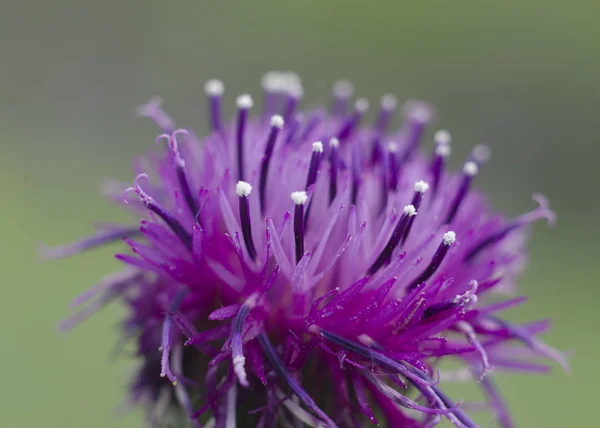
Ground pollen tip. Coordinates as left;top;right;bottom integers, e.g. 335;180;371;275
380;94;398;110
463;161;479;176
333;79;354;97
388;142;399;153
236;94;254;109
403;205;417;217
472;144;492;163
355;98;369;112
435;144;452;157
434;130;452;145
329;137;340;148
270;114;284;128
414;180;429;193
235;181;253;197
291;191;308;205
204;79;224;96
443;231;457;245
312;141;324;153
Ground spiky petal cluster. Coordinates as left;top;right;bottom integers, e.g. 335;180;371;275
46;72;565;427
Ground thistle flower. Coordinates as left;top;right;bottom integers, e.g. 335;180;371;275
46;71;566;427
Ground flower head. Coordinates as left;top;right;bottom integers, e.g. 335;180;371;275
46;71;565;427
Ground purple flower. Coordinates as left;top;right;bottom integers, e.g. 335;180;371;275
46;71;566;427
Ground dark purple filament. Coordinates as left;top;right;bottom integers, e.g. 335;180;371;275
407;233;455;290
368;206;415;275
238;192;257;261
259;116;284;213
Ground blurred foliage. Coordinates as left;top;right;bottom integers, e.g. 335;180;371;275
1;1;598;426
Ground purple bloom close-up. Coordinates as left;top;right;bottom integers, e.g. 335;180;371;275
46;71;566;427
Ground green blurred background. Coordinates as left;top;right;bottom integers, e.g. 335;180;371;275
1;1;598;426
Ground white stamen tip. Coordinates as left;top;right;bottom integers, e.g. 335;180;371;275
270;115;284;128
388;142;399;153
291;191;308;205
355;98;369;112
435;144;451;157
472;144;492;163
434;130;452;145
403;205;417;217
414;180;429;193
443;231;457;245
380;94;398;110
463;161;479;176
312;141;324;153
204;79;224;96
329;138;340;148
236;94;253;109
281;71;303;98
404;101;432;123
235;181;253;197
333;79;354;97
262;71;282;91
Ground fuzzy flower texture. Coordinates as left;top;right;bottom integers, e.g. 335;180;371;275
47;72;566;428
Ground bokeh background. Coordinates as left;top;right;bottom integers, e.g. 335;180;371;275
2;1;598;426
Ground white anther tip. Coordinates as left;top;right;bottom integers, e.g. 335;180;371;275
312;141;324;153
388;142;399;153
380;94;398;110
355;98;369;112
434;130;452;145
403;205;417;217
435;144;451;157
236;94;254;109
463;161;479;176
333;79;354;97
414;180;429;193
329;138;340;148
204;79;224;96
291;191;308;205
472;144;492;163
443;231;457;245
235;181;253;197
270;115;284;128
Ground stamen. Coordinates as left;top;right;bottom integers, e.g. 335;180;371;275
465;194;556;261
445;161;478;224
400;101;432;162
259;115;285;213
422;280;478;319
306;142;324;190
231;303;252;387
350;142;361;206
236;181;257;261
469;144;492;166
375;94;398;132
235;94;253;181
328;138;340;204
291;191;308;264
368;205;417;275
331;79;354;116
303;142;324;225
401;180;429;245
204;79;224;132
407;231;456;290
261;71;282;118
337;98;369;141
123;173;192;249
430;130;452;197
387;142;400;191
284;113;303;146
158;130;199;218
